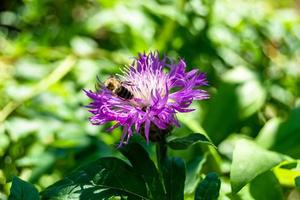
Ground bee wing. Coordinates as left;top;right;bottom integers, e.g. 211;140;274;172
122;81;134;87
95;76;104;92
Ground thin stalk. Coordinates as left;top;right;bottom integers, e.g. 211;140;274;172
156;137;168;171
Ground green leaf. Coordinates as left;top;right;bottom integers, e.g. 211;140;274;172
296;176;300;188
162;157;186;200
256;118;282;149
230;139;285;193
256;108;300;158
120;142;166;199
9;176;39;200
249;171;283;200
203;68;266;145
203;83;240;144
270;107;300;157
185;155;207;194
167;133;216;150
41;157;148;200
194;172;221;200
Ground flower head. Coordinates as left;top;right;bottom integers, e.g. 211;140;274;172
85;51;209;144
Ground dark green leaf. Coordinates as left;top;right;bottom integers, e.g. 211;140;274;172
203;83;239;145
249;171;283;200
8;176;39;200
230;139;285;193
162;157;185;200
167;133;216;150
296;176;300;188
41;157;148;200
194;172;221;200
120;142;166;200
270;107;300;157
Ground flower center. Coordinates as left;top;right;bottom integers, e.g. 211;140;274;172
122;68;168;108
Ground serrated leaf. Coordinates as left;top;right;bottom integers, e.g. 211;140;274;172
162;157;185;200
194;172;220;200
8;176;39;200
167;133;215;150
249;171;283;200
120;142;166;199
230;139;285;193
41;157;148;200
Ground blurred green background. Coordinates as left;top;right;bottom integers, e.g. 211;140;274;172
1;0;300;199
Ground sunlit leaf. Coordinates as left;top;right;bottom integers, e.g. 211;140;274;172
185;155;207;194
230;139;285;193
41;157;148;200
273;166;300;187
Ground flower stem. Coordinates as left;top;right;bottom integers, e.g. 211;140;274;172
156;136;167;172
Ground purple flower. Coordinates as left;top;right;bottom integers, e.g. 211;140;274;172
85;51;209;144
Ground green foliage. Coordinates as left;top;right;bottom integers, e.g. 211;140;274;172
40;141;190;200
41;157;148;199
230;139;285;193
120;142;165;199
8;177;39;200
296;176;300;188
249;171;284;200
194;172;221;200
167;133;215;150
161;157;186;200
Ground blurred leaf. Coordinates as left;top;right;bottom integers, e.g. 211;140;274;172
287;189;300;200
5;117;41;141
223;66;266;119
162;157;185;200
120;142;166;199
270;107;300;157
70;36;97;56
203;83;239;144
222;66;257;84
256;118;282;149
28;152;56;183
249;171;283;200
236;80;266;119
8;176;39;200
14;58;51;80
0;125;9;156
230;139;285;193
185;155;207;194
194;172;221;200
41;157;148;200
273;167;300;187
167;133;216;150
296;176;300;188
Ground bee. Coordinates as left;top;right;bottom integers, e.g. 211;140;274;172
104;76;134;100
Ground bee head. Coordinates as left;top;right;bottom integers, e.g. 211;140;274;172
104;77;121;92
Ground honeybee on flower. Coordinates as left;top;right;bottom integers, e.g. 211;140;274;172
85;51;209;144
